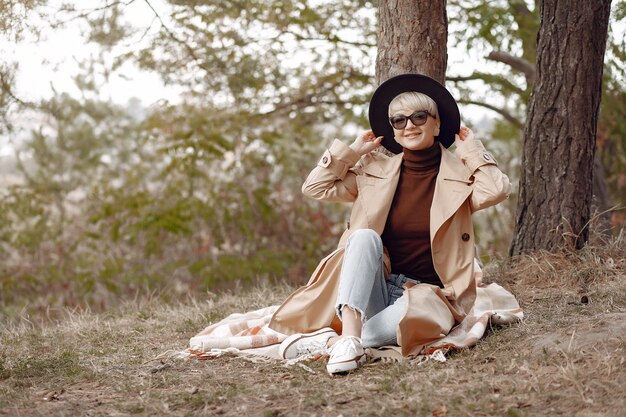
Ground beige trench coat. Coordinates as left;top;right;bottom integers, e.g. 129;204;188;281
269;138;512;356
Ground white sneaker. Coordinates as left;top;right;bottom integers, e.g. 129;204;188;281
326;336;366;375
279;328;338;359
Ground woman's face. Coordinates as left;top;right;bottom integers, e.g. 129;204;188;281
390;105;441;151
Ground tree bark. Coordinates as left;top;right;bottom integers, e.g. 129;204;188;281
509;0;612;255
376;0;448;84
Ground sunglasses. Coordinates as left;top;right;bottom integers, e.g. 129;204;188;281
388;111;436;130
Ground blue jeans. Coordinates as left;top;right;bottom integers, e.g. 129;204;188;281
335;229;422;348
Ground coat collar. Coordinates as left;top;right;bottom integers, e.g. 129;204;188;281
360;152;403;178
357;144;473;236
437;143;472;183
360;143;469;182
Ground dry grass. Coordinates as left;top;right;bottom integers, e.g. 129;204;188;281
1;240;625;417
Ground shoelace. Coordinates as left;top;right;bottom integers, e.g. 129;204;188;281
296;340;327;356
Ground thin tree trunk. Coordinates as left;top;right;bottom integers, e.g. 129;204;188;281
376;0;448;83
509;0;612;255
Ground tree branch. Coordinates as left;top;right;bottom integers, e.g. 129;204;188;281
260;72;356;116
446;75;482;82
447;71;526;96
283;29;375;48
0;69;37;109
486;51;535;83
49;0;137;29
142;0;212;73
458;99;524;128
510;0;532;19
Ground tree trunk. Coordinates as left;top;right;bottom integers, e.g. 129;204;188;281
376;1;448;84
509;0;612;255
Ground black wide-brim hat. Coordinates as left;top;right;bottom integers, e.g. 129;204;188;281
368;73;461;153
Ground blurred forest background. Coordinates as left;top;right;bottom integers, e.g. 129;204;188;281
1;0;625;322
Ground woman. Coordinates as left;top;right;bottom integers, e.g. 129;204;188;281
268;73;512;375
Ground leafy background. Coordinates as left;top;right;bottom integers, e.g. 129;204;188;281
0;0;624;322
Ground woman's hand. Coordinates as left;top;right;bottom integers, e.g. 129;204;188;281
454;126;475;147
349;130;384;156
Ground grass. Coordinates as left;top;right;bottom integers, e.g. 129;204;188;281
0;240;625;416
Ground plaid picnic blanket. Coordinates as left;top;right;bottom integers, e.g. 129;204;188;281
188;305;286;354
186;281;523;362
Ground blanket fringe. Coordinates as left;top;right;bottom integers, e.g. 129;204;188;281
427;348;448;363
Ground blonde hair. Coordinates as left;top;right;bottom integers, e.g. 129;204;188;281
388;92;438;117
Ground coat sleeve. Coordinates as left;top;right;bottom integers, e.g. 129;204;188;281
455;140;512;213
302;139;362;203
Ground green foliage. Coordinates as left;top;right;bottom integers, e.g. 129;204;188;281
448;0;538;123
449;0;538;61
448;0;626;237
490;119;521;145
614;0;626;20
598;70;626;216
1;0;373;316
598;1;626;211
0;90;347;312
446;0;539;253
0;0;47;41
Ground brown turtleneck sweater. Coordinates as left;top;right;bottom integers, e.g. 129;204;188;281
381;143;443;287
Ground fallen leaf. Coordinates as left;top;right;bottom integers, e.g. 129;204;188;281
432;404;447;416
42;389;64;401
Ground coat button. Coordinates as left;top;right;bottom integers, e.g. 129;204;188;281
462;233;470;241
322;156;329;164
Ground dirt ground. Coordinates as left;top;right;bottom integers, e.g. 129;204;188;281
1;245;625;416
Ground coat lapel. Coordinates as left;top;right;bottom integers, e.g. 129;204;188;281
354;145;472;239
356;153;403;234
430;144;473;240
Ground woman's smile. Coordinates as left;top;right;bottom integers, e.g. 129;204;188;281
403;132;422;139
390;106;439;150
